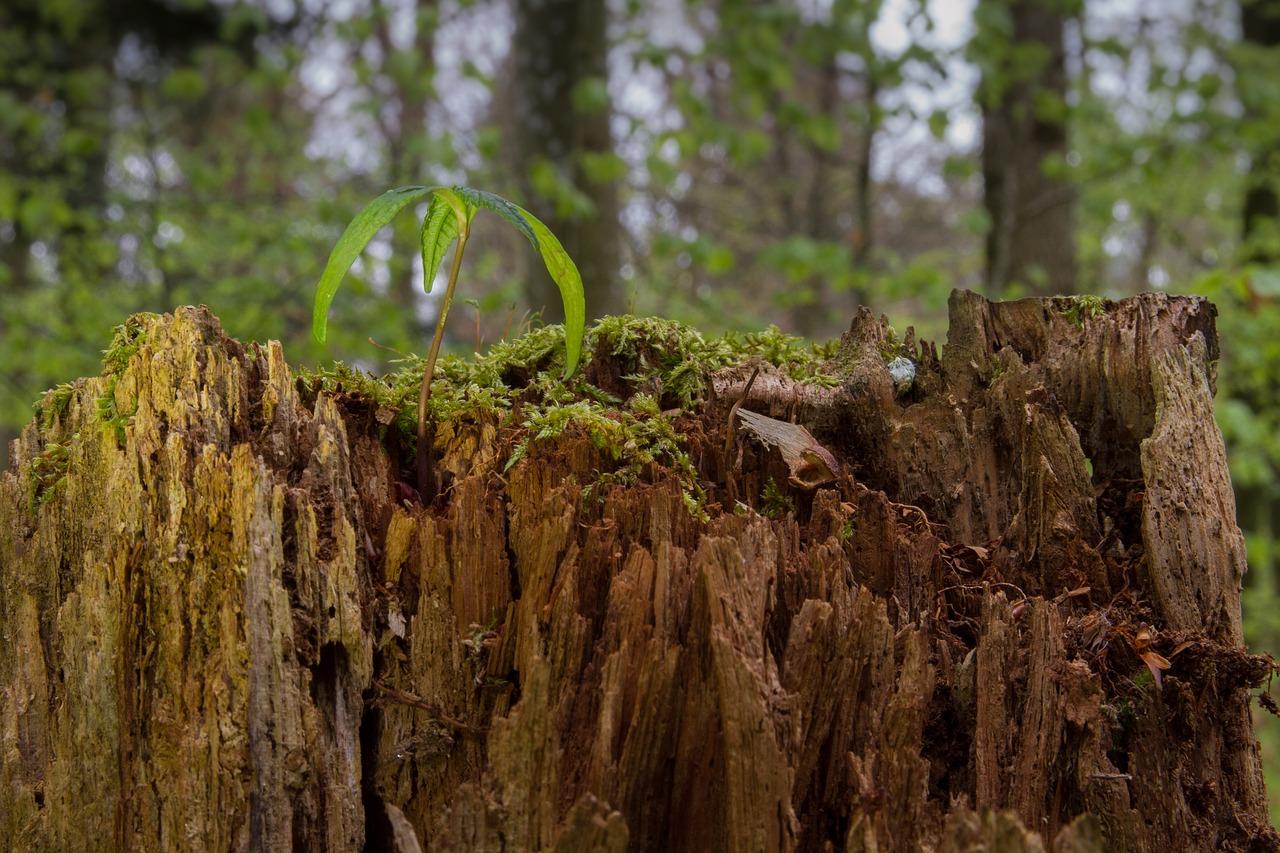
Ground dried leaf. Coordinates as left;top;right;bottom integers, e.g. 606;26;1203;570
1140;649;1172;690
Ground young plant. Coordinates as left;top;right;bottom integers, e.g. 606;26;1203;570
312;185;586;498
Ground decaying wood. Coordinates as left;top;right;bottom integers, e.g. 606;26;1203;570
1;294;1275;852
734;408;839;489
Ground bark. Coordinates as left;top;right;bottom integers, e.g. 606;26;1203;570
512;0;625;321
2;296;1276;852
978;0;1080;295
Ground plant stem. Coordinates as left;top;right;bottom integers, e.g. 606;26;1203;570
417;227;471;499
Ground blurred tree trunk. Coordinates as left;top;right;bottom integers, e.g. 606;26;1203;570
1236;0;1280;634
1241;0;1280;262
512;0;625;321
976;0;1080;296
852;74;879;275
3;296;1276;851
372;0;439;341
795;57;842;338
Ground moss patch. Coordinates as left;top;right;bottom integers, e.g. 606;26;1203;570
27;438;70;513
302;315;839;517
101;313;158;375
1060;294;1109;330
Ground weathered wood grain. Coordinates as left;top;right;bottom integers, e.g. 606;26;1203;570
1;295;1274;852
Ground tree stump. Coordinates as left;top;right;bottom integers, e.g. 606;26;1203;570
1;292;1275;852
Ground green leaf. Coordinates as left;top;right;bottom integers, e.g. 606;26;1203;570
513;203;585;377
456;186;539;248
162;67;208;100
927;109;949;140
431;186;470;228
570;76;611;114
312;185;440;344
579;151;628;183
419;193;459;294
528;161;595;219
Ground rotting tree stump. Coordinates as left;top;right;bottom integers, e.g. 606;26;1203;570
1;292;1276;852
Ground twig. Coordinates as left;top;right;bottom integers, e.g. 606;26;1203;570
370;679;482;734
724;366;761;456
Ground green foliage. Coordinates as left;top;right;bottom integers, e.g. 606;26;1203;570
1194;269;1280;498
758;237;855;289
312;184;585;378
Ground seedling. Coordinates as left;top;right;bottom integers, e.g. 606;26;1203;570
312;185;586;498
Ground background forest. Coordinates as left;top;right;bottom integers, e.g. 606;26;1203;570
2;0;1278;819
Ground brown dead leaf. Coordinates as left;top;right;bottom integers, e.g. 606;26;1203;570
1140;649;1172;690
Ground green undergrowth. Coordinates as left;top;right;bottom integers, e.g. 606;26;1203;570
302;315;839;517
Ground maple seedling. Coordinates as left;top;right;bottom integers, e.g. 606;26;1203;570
312;185;586;499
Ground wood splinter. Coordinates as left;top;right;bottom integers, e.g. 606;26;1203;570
735;407;840;489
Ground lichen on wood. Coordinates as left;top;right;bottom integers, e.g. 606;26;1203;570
2;295;1276;852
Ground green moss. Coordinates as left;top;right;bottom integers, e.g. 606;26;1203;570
876;325;905;362
96;374;137;446
33;382;77;431
304;315;839;519
592;315;838;408
91;315;155;445
760;478;794;519
101;313;158;375
507;392;709;519
27;437;71;514
299;360;426;439
1060;294;1108;330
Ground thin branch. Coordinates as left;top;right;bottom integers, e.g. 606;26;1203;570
370;678;482;733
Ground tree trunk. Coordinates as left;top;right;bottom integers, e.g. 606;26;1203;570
511;0;625;321
977;0;1080;296
793;56;841;339
2;296;1276;851
1241;0;1280;261
373;0;439;341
